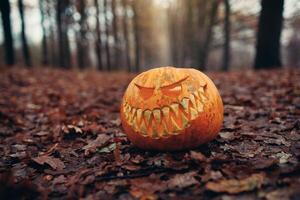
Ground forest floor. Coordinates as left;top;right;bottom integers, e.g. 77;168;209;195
0;68;300;200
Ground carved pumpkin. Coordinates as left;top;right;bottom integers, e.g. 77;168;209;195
120;66;223;151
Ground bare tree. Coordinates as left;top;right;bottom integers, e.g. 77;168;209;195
197;0;220;70
39;0;48;65
56;0;71;68
0;0;14;65
183;0;195;66
76;0;90;69
104;0;111;70
167;3;179;66
131;0;140;72
46;0;57;66
121;0;131;71
94;0;104;70
18;0;32;66
111;0;121;68
222;0;231;71
254;0;284;69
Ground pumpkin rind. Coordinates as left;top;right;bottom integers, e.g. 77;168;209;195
120;66;223;151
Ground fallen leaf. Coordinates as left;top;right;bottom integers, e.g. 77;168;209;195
252;157;277;169
98;143;116;153
205;173;265;194
113;143;122;164
122;164;141;171
219;132;236;140
130;187;157;200
190;151;207;162
66;125;83;134
52;175;66;185
32;155;65;170
167;171;198;189
82;134;111;155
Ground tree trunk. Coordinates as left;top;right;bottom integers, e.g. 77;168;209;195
167;5;179;66
104;0;111;71
46;0;57;66
222;0;231;71
131;1;140;72
56;0;71;68
121;0;131;72
76;0;89;69
112;0;120;68
49;26;56;66
57;0;65;68
63;24;71;68
94;0;103;70
254;0;284;69
197;0;219;71
39;0;48;65
18;0;32;67
0;0;14;65
195;0;208;67
182;0;194;66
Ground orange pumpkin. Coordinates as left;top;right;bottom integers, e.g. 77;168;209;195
120;66;223;151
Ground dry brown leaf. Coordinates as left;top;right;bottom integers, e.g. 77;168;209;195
205;173;265;194
167;171;198;189
32;155;65;170
130;187;157;200
82;134;111;155
190;151;207;162
66;125;83;134
113;143;122;165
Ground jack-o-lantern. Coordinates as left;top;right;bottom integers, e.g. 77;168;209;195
120;66;223;151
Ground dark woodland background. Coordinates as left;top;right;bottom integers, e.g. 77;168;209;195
0;0;300;71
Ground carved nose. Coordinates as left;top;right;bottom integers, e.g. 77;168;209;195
153;88;162;98
153;89;165;105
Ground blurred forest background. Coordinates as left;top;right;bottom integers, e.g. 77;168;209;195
0;0;300;72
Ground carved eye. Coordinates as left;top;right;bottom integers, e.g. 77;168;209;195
161;84;182;97
135;84;154;100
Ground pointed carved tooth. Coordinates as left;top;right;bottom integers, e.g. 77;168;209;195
151;125;159;139
194;90;200;100
189;94;196;108
127;116;133;125
124;104;130;116
181;113;189;127
144;110;152;126
132;115;138;130
162;106;170;118
123;107;129;119
198;90;205;99
126;103;131;111
199;87;204;93
181;98;189;113
139;120;147;135
200;93;208;102
170;103;180;116
129;108;137;124
190;107;198;120
153;109;161;123
122;102;126;110
136;109;142;124
127;107;133;123
170;117;181;132
131;108;137;116
125;107;131;119
196;99;204;113
161;121;169;137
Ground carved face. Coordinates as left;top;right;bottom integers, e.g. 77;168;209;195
120;66;223;151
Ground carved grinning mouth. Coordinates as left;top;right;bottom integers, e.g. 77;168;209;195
123;87;208;138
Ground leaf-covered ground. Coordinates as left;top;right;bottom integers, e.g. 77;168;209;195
0;68;299;199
